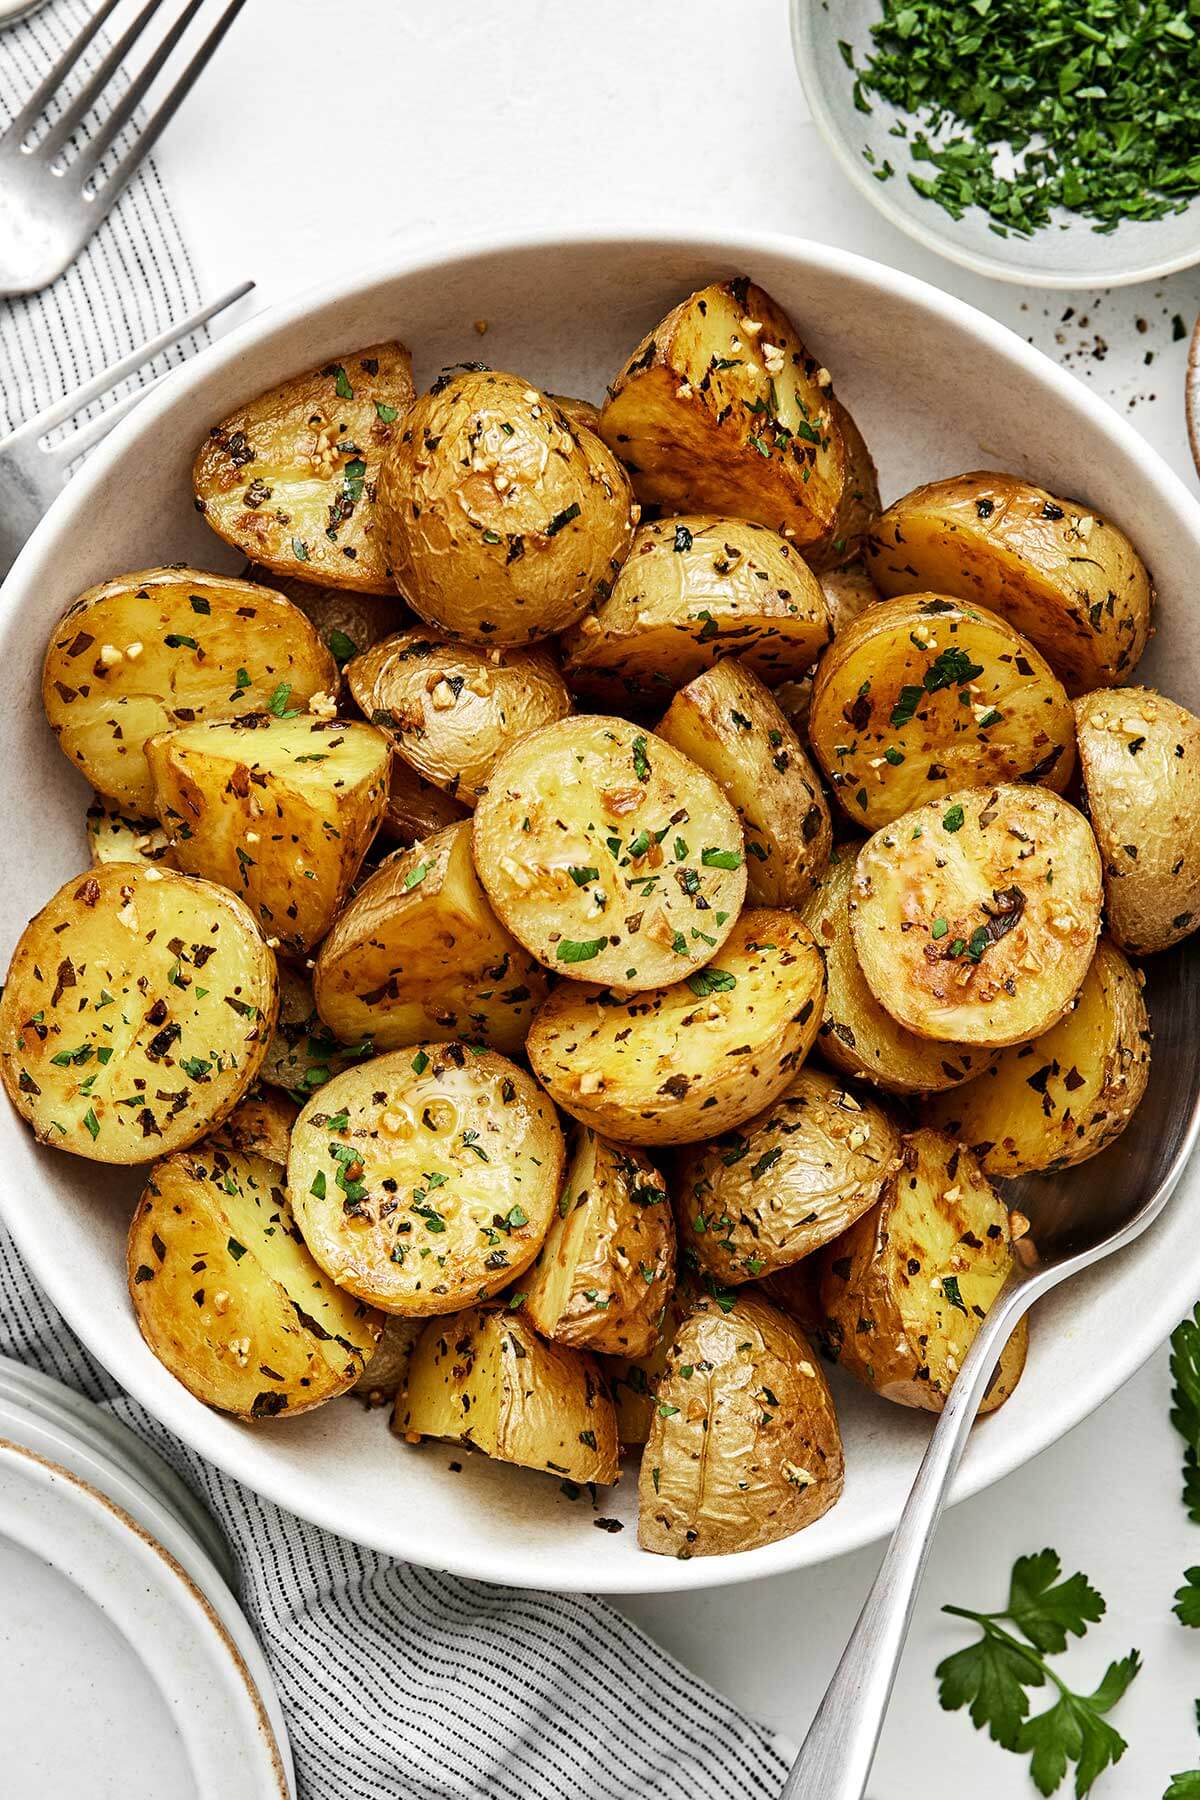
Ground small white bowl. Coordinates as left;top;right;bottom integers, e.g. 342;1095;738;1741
792;0;1200;289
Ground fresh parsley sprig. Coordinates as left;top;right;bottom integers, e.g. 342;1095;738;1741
1170;1307;1200;1523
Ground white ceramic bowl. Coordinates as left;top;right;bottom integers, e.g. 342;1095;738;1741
791;0;1200;289
3;228;1200;1595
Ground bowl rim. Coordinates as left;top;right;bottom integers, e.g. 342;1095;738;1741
5;221;1200;1593
788;0;1200;291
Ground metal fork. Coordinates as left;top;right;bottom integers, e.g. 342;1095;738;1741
0;0;247;296
0;277;252;579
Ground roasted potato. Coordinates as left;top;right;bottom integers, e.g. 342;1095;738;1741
806;396;881;572
757;1259;823;1334
472;714;747;990
43;568;337;814
259;964;372;1102
639;1289;843;1556
818;558;881;634
346;630;571;806
147;715;390;955
128;1143;380;1418
800;849;993;1092
850;786;1103;1046
926;937;1150;1175
0;865;276;1163
605;1279;697;1445
86;795;177;870
288;1044;564;1315
526;907;825;1144
380;759;469;846
809;595;1075;829
547;393;603;434
866;473;1153;694
1074;686;1200;954
674;1067;901;1282
193;342;415;594
655;659;830;907
397;1306;619;1484
212;1085;298;1166
245;566;406;666
560;516;831;708
598;278;846;549
521;1130;676;1357
376;369;635;647
821;1127;1027;1413
351;1315;423;1405
313;821;549;1055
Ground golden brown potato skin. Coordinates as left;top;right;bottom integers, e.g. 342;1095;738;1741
351;1315;423;1405
380;759;470;846
547;393;603;435
639;1291;843;1556
806;395;880;572
598;278;846;549
821;1128;1026;1414
817;558;882;635
674;1067;901;1282
376;369;635;647
605;1279;697;1445
245;566;408;665
213;1086;298;1167
866;473;1152;695
193;342;414;594
926;938;1150;1175
757;1259;823;1335
1074;686;1200;954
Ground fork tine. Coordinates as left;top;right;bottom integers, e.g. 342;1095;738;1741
73;0;208;179
1;0;123;146
40;0;173;162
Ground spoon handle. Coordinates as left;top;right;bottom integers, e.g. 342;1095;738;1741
780;1278;1034;1800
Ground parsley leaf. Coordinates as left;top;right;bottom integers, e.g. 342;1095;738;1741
1177;1568;1200;1630
1007;1549;1106;1654
1171;1306;1200;1522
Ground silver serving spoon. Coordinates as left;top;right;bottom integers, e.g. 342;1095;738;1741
783;936;1200;1800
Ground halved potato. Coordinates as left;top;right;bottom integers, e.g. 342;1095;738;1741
598;278;846;549
639;1289;843;1556
346;630;571;806
526;907;825;1145
245;565;407;666
605;1279;697;1446
147;715;390;955
0;866;276;1163
926;938;1150;1175
43;568;337;814
212;1085;298;1166
86;795;177;870
376;369;636;647
800;849;993;1092
560;516;831;708
380;759;469;846
850;786;1103;1046
472;714;747;990
1074;686;1200;955
820;1127;1027;1413
313;821;549;1055
128;1143;380;1418
818;558;881;634
351;1315;423;1405
396;1306;619;1484
521;1130;676;1357
193;342;415;594
674;1067;901;1283
866;473;1153;694
809;595;1076;829
656;658;830;907
288;1044;564;1315
806;396;881;572
259;964;372;1102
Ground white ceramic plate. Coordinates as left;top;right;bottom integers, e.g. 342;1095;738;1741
2;228;1200;1595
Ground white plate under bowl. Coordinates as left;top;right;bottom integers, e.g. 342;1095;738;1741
791;0;1200;288
2;228;1200;1594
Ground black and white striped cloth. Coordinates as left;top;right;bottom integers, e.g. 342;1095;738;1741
0;6;793;1796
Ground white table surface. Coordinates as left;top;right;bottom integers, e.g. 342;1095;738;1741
149;2;1200;1794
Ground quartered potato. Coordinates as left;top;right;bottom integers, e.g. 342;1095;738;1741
472;714;747;990
43;568;337;814
526;908;825;1145
656;659;831;907
147;715;390;955
821;1127;1027;1414
396;1306;619;1485
598;277;846;550
376;369;636;647
605;1279;696;1446
560;516;831;708
521;1130;676;1357
212;1085;298;1167
313;821;549;1055
352;1315;424;1405
866;473;1153;694
245;565;406;666
808;595;1075;829
818;558;881;635
0;866;277;1163
1074;686;1200;954
801;850;993;1092
806;395;881;572
128;1144;380;1418
193;342;415;594
288;1044;564;1315
926;937;1151;1175
639;1290;843;1556
674;1067;902;1282
259;964;373;1103
347;630;571;806
86;795;177;870
380;758;469;846
850;786;1103;1046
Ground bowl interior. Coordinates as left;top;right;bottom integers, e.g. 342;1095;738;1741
3;229;1200;1594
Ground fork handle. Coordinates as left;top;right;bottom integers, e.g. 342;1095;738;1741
780;1277;1035;1800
